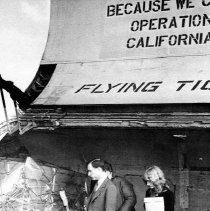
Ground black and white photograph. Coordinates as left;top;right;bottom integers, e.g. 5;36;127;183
0;0;210;210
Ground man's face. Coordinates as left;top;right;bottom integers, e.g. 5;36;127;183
87;163;102;180
106;170;112;179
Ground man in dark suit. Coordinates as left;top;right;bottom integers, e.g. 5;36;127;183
106;164;136;211
86;159;120;211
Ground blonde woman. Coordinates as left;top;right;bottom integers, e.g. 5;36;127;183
143;166;174;211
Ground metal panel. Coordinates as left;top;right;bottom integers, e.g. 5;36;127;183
35;55;210;105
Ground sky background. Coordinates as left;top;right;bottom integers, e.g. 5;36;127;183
0;0;50;124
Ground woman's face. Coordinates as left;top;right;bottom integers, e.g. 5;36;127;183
145;176;155;188
145;172;159;189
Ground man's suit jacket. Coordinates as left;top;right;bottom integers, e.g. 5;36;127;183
112;176;136;211
86;178;119;211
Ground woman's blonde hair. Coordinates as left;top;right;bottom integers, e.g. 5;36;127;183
144;165;167;192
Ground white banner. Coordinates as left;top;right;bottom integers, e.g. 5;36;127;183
100;0;210;59
43;0;210;63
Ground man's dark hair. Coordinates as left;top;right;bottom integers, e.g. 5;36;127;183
87;158;112;172
106;162;113;173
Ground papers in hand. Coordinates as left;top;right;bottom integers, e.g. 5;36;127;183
144;197;164;211
59;190;68;206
